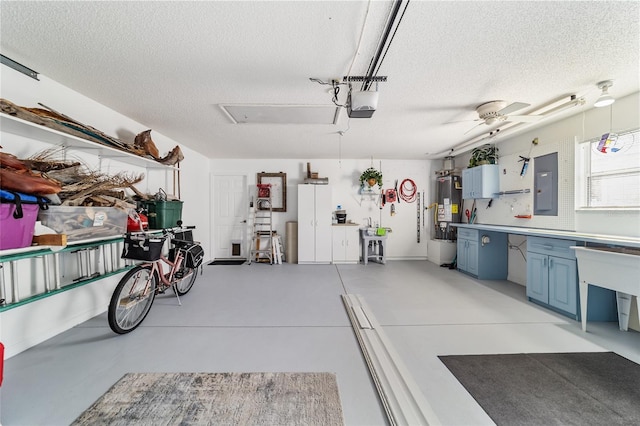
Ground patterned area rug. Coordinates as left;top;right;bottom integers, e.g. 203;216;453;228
72;372;344;425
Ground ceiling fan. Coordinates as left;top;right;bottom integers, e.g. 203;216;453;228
463;100;541;134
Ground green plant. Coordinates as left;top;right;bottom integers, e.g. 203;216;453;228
469;144;499;167
359;167;383;187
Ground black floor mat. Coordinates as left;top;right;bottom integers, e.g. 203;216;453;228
208;259;246;265
439;352;640;425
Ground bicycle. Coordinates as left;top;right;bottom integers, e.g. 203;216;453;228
108;227;204;334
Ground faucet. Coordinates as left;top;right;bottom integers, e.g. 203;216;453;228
367;217;372;227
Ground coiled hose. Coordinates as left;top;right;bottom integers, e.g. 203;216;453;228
399;178;417;203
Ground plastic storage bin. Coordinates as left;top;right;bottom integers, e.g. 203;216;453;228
143;200;183;229
38;206;128;242
0;190;48;250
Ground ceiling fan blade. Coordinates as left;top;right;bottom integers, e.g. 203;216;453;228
497;102;530;116
504;114;542;123
445;118;483;124
464;121;486;135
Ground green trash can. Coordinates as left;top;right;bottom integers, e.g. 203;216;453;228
143;200;183;229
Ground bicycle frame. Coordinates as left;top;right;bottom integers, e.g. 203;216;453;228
137;249;187;304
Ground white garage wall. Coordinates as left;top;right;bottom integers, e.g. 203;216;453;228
211;158;433;260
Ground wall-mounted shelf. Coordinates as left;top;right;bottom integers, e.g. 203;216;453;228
359;186;380;196
0;113;176;170
495;189;531;196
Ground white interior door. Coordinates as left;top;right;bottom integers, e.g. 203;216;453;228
213;175;247;259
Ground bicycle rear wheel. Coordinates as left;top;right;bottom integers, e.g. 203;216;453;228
108;265;157;334
173;266;198;296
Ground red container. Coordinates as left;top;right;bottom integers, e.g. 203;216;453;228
257;183;271;198
127;212;149;232
0;191;44;250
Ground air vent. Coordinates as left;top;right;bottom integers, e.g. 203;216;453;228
220;104;339;125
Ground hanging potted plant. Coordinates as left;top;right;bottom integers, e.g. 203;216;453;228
469;144;499;167
359;167;383;188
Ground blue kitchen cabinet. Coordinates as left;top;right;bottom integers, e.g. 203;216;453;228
548;256;578;314
526;236;617;321
527;237;578;318
462;165;499;199
457;236;479;276
457;228;507;279
527;251;548;303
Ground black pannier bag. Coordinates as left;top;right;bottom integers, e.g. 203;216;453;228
173;229;193;242
122;236;166;261
171;239;204;268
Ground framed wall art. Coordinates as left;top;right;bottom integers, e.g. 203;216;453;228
257;172;287;212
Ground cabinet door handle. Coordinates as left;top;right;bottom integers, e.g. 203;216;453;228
543;244;554;250
549;258;553;268
543;257;547;267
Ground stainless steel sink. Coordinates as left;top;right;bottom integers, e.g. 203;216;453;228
360;227;389;237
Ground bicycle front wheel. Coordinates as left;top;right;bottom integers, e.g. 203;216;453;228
108;265;157;334
173;266;198;296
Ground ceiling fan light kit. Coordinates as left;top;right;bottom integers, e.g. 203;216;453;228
463;100;541;135
594;80;615;107
476;100;510;124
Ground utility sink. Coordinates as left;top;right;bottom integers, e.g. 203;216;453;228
360;227;389;237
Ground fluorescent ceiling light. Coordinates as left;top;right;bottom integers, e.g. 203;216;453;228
220;104;339;124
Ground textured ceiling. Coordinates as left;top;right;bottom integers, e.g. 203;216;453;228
1;1;638;160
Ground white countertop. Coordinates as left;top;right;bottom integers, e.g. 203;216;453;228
453;223;640;248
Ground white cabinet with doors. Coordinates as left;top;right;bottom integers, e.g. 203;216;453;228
332;224;360;264
462;164;499;199
297;184;332;264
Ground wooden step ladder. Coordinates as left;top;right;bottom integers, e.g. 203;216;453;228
249;185;274;264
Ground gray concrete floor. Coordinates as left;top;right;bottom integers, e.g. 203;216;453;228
1;261;638;425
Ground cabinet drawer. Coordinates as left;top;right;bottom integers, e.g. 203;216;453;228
458;228;478;240
527;236;577;259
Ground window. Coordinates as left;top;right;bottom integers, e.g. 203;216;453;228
576;129;640;208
